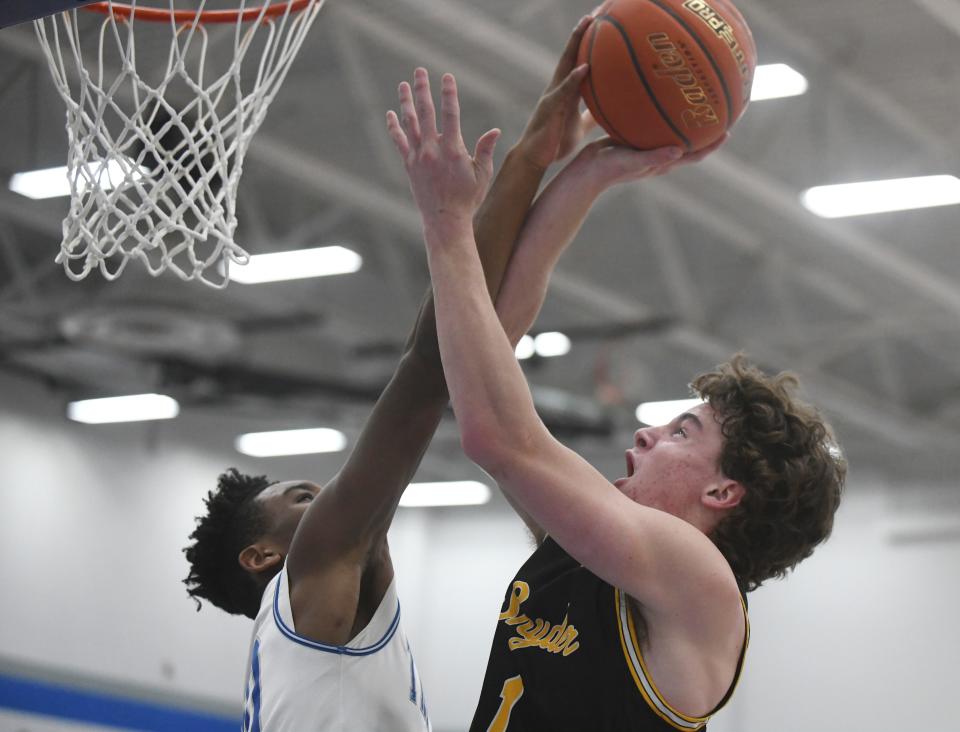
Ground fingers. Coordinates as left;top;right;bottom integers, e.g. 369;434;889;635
440;73;464;155
677;133;729;165
549;14;593;89
386;110;410;158
474;128;501;174
398;80;420;147
392;67;495;175
557;63;590;102
413;67;437;139
612;144;683;176
646;146;685;166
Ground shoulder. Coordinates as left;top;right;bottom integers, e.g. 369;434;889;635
287;548;394;647
630;568;746;718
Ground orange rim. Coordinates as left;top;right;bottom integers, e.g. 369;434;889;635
82;0;316;24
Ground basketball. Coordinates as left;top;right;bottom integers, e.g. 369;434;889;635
578;0;757;152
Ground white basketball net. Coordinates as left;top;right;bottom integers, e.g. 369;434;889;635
34;0;326;287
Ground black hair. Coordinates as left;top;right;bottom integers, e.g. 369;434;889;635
183;468;273;619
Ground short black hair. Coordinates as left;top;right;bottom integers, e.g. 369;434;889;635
183;468;273;619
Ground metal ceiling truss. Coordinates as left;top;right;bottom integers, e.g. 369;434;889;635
0;0;957;460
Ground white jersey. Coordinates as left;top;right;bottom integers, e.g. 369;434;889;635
241;566;430;732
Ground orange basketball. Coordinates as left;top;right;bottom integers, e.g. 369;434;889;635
578;0;757;152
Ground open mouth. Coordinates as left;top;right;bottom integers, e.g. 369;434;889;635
625;450;636;478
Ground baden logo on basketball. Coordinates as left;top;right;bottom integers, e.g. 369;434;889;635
647;33;721;129
577;0;757;151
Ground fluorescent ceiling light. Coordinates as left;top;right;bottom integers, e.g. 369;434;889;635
751;63;808;101
516;335;536;360
399;481;491;507
9;159;144;200
636;398;703;426
67;393;179;424
534;332;571;358
229;246;362;284
801;175;960;218
235;428;347;457
517;332;571;360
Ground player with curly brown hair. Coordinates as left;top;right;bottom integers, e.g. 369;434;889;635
389;66;845;731
181;18;709;731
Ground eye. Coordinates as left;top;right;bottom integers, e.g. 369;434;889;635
673;426;688;438
297;492;315;503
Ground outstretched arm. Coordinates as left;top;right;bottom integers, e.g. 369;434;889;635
397;70;738;627
284;19;593;642
486;138;727;540
497;136;727;346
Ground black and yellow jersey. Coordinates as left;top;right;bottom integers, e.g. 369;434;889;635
468;537;748;732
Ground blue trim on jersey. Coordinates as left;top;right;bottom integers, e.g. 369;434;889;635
0;672;235;731
272;576;402;656
407;640;417;703
251;640;262;732
243;640;262;732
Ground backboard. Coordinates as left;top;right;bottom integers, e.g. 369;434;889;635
0;0;99;29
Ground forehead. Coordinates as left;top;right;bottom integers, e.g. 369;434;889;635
673;402;723;436
690;401;719;424
255;480;319;503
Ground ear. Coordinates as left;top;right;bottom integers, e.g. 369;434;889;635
238;542;284;576
703;478;745;511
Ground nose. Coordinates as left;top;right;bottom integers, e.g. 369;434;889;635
634;426;658;450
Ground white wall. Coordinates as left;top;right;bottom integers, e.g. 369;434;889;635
1;372;958;731
0;371;533;730
710;485;960;732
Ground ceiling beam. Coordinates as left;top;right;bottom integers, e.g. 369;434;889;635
736;0;948;159
912;0;960;39
2;6;957;453
387;0;960;318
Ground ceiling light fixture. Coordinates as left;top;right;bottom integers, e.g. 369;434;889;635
750;63;808;101
516;332;571;360
515;335;536;360
235;428;347;457
67;393;179;424
534;332;571;358
9;159;144;200
635;398;703;426
399;481;491;507
229;246;362;284
801;175;960;218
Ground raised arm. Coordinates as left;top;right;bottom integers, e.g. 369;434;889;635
283;19;594;639
497;136;727;345
394;70;737;626
485;137;726;540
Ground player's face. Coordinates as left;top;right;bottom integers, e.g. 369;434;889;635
614;402;728;521
255;480;321;551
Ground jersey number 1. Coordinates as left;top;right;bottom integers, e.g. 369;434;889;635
486;675;524;732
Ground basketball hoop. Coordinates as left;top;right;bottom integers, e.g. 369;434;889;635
34;0;327;287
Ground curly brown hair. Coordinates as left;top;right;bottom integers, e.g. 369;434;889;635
691;355;846;591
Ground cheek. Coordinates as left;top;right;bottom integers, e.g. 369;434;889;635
636;453;712;501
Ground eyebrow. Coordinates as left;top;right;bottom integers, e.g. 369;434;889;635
282;482;313;496
676;413;703;431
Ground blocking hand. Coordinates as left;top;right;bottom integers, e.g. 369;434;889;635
516;15;597;170
387;68;501;230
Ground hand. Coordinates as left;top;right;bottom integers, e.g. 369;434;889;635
515;15;597;170
387;68;501;232
565;133;730;193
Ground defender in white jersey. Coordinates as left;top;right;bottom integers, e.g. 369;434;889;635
183;19;608;732
243;571;428;731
